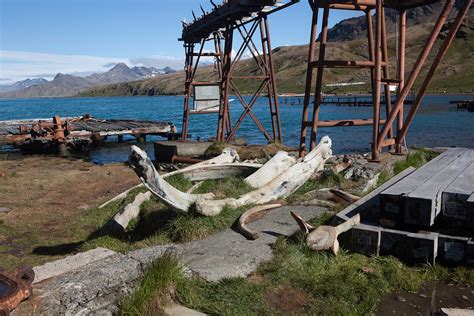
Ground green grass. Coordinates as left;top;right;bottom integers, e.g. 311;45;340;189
286;170;345;204
120;252;185;315
79;178;253;253
192;177;254;198
393;148;440;174
122;213;474;316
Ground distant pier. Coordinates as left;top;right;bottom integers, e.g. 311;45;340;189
450;100;474;112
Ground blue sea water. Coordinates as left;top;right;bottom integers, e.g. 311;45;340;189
0;95;472;164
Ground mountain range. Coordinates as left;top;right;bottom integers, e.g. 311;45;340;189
0;64;176;98
0;78;48;94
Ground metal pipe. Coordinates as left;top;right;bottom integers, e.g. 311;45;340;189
396;0;472;144
396;9;406;154
263;15;283;143
299;5;319;157
372;0;382;161
310;5;330;150
376;0;455;152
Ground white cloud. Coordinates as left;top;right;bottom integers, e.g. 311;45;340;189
0;50;184;84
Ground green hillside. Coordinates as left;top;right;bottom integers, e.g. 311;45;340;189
80;17;474;97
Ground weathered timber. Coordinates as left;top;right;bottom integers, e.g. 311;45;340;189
0;117;176;146
441;162;474;227
380;229;439;265
437;234;470;265
343;224;382;256
379;148;466;224
404;149;473;226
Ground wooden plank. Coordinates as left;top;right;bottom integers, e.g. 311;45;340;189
336;167;416;223
380;148;466;223
441;162;474;225
405;149;474;226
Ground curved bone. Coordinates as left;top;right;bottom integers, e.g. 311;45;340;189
99;148;240;209
196;136;333;216
128;145;214;212
171;163;262;182
302;188;360;205
291;212;360;255
244;151;296;188
237;204;282;240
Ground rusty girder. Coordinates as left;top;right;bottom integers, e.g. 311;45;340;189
0;267;34;315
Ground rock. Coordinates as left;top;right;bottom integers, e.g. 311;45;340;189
33;247;117;284
163;303;206;316
181;205;328;282
440;308;474;316
396;295;406;302
462;295;469;300
77;204;91;211
0;207;12;213
13;253;143;315
419;294;427;298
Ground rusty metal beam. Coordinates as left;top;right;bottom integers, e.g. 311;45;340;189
375;0;455;152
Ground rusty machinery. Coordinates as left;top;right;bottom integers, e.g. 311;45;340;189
0;267;34;315
299;0;473;160
180;0;300;144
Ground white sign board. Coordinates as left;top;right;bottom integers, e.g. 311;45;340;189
193;85;220;112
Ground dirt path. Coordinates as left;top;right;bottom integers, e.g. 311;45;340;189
0;155;139;269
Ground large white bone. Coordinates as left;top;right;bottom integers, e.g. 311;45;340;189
129;145;214;213
100;148;241;209
244;151;296;188
195;136;333;216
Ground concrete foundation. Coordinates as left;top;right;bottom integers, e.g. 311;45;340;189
154;141;213;162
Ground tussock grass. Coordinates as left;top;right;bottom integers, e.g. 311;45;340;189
393;148;439;174
120;252;184;315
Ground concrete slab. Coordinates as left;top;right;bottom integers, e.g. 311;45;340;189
181;205;327;282
33;247;117;284
12;253;143;315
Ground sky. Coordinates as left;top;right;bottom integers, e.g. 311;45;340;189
0;0;361;84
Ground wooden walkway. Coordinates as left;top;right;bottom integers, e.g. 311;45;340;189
0;116;177;145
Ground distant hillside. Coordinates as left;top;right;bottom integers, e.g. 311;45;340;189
0;63;176;98
325;0;473;42
0;78;48;94
81;15;474;97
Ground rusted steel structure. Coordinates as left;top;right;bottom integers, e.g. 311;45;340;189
299;0;473;160
180;0;299;143
0;115;177;146
0;267;34;315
